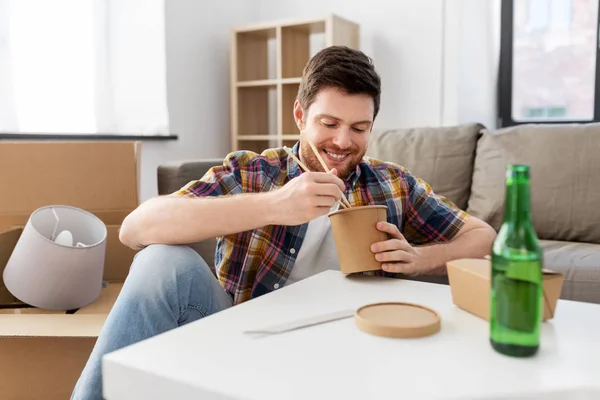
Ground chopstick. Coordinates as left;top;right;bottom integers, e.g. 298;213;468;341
283;146;310;172
302;136;353;209
243;308;356;336
283;146;350;209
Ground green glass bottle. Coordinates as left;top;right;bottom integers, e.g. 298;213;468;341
490;164;543;357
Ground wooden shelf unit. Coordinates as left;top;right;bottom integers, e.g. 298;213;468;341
230;14;360;152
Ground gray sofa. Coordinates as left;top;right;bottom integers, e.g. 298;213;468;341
157;123;600;304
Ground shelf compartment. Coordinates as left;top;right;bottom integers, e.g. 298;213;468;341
282;83;300;136
281;22;326;79
235;28;277;82
236;139;279;154
231;15;360;153
237;85;277;136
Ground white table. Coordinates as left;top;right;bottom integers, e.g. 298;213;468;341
103;270;600;399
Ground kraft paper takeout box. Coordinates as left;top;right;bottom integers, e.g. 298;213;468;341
0;141;140;400
329;205;388;274
447;258;564;321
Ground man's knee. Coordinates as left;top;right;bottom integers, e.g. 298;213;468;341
122;244;213;299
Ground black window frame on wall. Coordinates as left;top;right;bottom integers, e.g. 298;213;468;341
497;0;600;128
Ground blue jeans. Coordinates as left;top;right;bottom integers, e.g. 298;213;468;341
71;244;233;400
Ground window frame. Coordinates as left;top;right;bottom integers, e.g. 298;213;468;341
497;0;600;127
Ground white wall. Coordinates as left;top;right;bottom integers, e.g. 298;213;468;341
255;0;501;132
139;0;259;201
256;0;447;131
139;0;500;201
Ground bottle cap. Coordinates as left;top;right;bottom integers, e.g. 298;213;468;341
354;302;441;338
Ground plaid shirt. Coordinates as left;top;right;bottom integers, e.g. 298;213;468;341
174;142;470;305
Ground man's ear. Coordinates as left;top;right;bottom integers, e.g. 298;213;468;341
293;100;304;131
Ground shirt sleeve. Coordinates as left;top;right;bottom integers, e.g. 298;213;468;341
401;169;470;245
170;151;254;198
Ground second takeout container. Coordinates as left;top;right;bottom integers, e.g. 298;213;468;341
447;258;564;321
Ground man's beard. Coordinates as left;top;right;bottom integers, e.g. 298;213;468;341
299;140;366;180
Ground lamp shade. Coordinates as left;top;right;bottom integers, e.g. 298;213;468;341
3;205;107;310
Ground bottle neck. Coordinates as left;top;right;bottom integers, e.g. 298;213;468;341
503;168;533;226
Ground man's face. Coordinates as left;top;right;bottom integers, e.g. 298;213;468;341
295;87;374;180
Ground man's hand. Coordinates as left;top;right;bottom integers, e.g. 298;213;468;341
370;217;497;276
370;221;428;275
272;169;345;226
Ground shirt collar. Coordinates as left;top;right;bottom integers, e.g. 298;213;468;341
286;142;303;179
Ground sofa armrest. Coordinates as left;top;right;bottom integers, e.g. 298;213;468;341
157;158;224;196
156;158;225;275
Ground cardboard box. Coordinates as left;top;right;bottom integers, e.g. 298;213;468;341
0;141;140;399
447;258;564;321
0;284;122;400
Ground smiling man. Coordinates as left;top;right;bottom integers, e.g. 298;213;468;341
71;46;496;400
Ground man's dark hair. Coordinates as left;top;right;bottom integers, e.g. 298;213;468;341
297;45;381;119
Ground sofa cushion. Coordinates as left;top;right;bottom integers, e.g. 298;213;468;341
157;158;225;196
467;123;600;243
540;240;600;304
367;123;484;210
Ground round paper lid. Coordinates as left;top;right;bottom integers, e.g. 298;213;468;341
354;302;441;338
